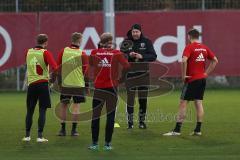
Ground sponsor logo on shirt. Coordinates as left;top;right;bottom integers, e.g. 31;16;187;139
196;53;205;62
98;57;111;67
96;52;113;55
194;48;206;52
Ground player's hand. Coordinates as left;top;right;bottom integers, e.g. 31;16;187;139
204;72;208;77
182;75;191;82
86;88;90;96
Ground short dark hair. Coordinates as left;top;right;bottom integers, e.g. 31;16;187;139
36;34;48;45
71;32;82;43
188;28;200;39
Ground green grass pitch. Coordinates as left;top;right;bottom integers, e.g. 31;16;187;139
0;89;239;160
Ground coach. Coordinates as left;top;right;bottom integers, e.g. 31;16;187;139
121;24;157;129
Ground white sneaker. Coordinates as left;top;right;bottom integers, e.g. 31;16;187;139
190;131;202;136
36;137;48;143
163;131;181;136
22;137;31;142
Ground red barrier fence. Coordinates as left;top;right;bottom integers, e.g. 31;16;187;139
0;11;240;76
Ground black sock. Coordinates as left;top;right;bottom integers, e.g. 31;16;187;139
26;131;30;137
61;122;66;131
173;122;182;133
194;122;202;132
105;142;110;146
38;132;43;138
72;123;77;132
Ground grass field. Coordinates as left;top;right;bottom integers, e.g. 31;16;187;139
0;89;240;160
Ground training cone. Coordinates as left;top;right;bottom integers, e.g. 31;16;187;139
114;123;120;128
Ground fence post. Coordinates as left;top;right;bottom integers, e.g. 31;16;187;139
103;0;115;41
16;0;20;91
202;0;205;11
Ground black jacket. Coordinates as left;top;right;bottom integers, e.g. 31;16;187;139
121;30;157;62
121;30;157;78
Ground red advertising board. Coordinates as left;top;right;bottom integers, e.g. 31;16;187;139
0;11;240;76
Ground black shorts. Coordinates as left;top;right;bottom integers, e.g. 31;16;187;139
27;82;51;108
180;78;206;101
60;94;86;104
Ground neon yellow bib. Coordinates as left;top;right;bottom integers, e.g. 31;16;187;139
26;48;49;85
61;47;85;88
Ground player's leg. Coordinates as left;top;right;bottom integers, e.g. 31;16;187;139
191;100;204;135
38;106;47;138
71;102;80;136
163;82;192;136
37;82;51;142
191;79;206;136
174;99;188;132
71;94;86;136
58;95;70;136
23;85;38;141
138;86;148;129
89;89;104;150
104;88;118;150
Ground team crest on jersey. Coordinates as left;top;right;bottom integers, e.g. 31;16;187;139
140;43;146;50
140;43;145;48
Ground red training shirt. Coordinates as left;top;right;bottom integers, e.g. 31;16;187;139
90;48;130;88
183;42;215;83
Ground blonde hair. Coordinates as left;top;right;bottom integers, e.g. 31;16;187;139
98;32;113;48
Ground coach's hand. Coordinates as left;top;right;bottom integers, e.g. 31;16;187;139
134;53;143;59
129;52;137;57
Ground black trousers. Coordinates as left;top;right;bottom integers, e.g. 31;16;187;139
126;72;149;124
126;86;148;123
25;82;50;137
91;87;118;144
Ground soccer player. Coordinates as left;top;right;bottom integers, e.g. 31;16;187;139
88;33;130;150
22;34;57;142
57;32;88;136
121;24;157;129
163;28;218;136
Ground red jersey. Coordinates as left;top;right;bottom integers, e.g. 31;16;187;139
183;42;215;83
90;48;130;89
25;46;57;84
57;45;88;75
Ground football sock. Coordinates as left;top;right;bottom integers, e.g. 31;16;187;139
173;122;182;133
61;122;66;131
194;122;202;132
72;122;77;132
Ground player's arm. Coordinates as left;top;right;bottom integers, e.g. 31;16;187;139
81;51;89;76
56;50;64;85
117;52;131;83
44;51;57;83
181;46;191;82
81;51;90;88
117;52;131;69
205;56;218;76
44;51;57;71
181;56;189;82
205;47;218;76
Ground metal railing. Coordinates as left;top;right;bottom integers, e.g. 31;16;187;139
0;0;240;12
